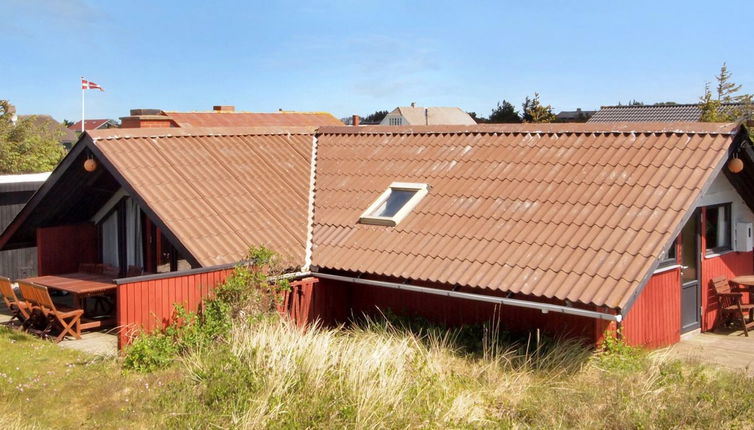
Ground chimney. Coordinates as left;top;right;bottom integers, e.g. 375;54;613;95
352;115;360;126
213;105;235;112
411;102;416;108
120;108;175;128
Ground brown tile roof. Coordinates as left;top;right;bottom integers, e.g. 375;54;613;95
88;126;315;268
310;122;740;310
164;111;344;127
588;103;749;123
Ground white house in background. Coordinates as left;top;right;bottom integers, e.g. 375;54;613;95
380;103;476;126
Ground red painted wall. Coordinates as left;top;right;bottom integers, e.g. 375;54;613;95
700;251;753;331
295;278;610;344
116;268;232;348
622;268;681;348
36;224;97;276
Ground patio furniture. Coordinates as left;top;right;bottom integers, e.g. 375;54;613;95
711;276;754;336
0;276;30;325
20;273;117;331
17;281;83;342
731;275;754;303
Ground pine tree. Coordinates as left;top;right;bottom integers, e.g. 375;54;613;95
716;62;742;102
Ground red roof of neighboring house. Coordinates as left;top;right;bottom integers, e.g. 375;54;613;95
68;119;116;131
311;123;740;310
165;111;344;127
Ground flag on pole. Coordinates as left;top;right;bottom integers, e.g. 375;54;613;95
81;77;105;91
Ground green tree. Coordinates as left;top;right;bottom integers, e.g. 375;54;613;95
488;100;522;123
716;62;742;102
0;100;66;173
361;110;389;123
700;63;753;122
699;83;724;122
522;93;556;123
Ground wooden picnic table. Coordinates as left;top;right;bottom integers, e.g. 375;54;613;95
731;276;754;303
21;272;116;330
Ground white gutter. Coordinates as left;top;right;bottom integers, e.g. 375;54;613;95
313;272;622;322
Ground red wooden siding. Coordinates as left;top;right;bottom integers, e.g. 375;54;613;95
622;268;681;348
116;268;233;348
700;251;753;331
36;224;97;276
285;277;610;345
698;206;754;332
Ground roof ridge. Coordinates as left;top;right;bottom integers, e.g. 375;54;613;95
599;102;747;109
317;122;739;136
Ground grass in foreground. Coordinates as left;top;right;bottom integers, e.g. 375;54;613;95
2;318;754;429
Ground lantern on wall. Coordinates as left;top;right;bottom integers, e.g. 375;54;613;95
83;157;97;172
728;157;744;173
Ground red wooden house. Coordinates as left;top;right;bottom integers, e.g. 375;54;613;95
1;122;753;349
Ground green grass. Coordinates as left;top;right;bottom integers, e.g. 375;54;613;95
2;320;754;429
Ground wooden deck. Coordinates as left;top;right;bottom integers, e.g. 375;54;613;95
666;330;754;375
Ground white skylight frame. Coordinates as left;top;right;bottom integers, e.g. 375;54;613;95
359;182;429;226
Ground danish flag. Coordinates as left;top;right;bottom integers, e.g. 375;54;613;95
81;77;104;91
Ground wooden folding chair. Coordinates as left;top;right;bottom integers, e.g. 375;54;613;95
711;276;754;336
17;281;84;342
0;276;30;325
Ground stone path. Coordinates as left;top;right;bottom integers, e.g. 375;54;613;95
665;330;754;375
1;304;118;357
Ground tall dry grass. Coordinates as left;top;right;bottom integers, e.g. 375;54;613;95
158;314;751;429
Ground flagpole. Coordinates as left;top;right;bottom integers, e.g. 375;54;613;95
81;77;85;133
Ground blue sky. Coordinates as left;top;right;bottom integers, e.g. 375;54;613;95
4;0;753;122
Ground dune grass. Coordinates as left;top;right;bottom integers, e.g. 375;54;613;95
2;317;754;429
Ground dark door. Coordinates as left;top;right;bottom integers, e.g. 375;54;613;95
680;211;701;332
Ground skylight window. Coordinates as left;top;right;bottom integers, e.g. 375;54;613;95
359;182;429;226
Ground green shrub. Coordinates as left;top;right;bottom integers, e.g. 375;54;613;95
123;246;288;372
123;332;179;372
595;328;647;372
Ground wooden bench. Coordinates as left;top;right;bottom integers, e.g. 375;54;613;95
17;281;84;342
711;276;754;337
0;276;30;325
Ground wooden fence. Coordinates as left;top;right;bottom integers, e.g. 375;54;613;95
116;267;321;349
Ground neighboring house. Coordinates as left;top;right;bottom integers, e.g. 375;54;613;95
2;122;753;350
380;104;476;126
119;105;344;128
588;103;751;122
0;172;50;279
68;119;119;132
556;108;596;122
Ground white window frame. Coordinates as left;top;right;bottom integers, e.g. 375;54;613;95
359;182;429;226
